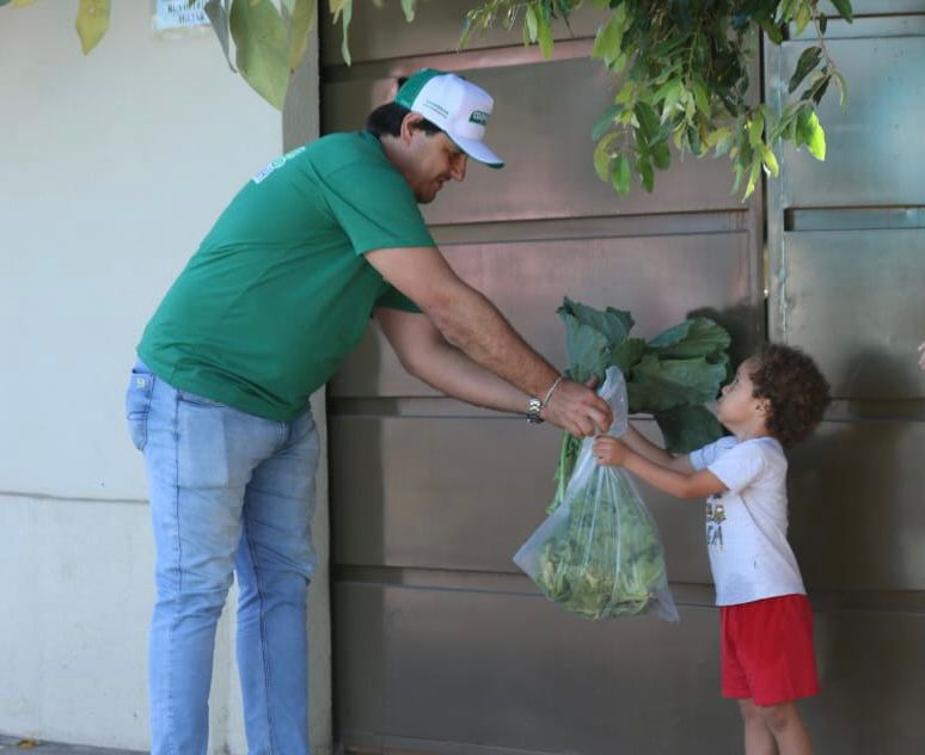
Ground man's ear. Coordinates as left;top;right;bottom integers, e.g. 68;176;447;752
400;112;424;145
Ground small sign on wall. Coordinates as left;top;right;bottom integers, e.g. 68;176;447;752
154;0;210;31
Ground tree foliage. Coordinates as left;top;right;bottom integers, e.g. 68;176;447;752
460;0;851;198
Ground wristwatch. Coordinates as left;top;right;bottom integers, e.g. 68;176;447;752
525;375;564;424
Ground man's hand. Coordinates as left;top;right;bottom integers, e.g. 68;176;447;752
543;378;613;437
593;436;629;466
919;341;925;371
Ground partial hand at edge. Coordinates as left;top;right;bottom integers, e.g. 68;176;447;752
541;378;613;437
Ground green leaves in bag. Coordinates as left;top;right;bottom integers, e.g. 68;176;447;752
551;298;731;510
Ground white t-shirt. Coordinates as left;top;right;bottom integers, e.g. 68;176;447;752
689;435;806;606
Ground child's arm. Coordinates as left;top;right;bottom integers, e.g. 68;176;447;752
594;437;726;500
620;424;694;473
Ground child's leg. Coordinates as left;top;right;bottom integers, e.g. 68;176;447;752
755;702;813;755
738;699;777;755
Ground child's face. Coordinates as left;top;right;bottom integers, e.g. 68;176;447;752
716;358;767;427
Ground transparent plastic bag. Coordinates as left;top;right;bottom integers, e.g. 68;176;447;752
514;367;679;622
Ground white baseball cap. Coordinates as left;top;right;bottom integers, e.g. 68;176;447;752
395;68;504;169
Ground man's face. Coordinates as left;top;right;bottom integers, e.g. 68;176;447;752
403;127;468;204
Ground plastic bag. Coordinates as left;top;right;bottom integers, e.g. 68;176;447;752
514;367;679;622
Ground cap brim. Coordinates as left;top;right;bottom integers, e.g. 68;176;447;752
450;135;504;169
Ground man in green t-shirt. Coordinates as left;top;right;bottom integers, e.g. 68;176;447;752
126;68;611;754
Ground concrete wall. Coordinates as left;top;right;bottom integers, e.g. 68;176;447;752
0;2;329;752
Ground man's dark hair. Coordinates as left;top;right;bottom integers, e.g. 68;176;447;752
365;76;443;138
748;344;831;447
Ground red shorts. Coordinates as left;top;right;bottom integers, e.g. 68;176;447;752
720;594;819;706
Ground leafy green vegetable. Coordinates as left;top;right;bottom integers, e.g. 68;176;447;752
535;470;670;619
516;368;678;622
550;297;732;514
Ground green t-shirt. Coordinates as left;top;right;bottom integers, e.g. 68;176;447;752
138;131;434;421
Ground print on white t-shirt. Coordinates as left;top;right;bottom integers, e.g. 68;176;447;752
689;436;806;606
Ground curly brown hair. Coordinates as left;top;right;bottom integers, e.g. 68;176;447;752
747;344;831;447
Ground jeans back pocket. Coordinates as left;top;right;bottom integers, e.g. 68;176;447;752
126;364;154;451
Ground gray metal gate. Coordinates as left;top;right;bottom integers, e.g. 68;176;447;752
321;2;925;753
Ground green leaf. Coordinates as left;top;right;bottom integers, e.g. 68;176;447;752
760;144;780;177
628;355;728;413
75;0;110;54
592;104;623;142
707;127;733;156
591;6;626;65
760;17;784;45
795;3;811;34
537;14;554;59
204;0;236;72
634;102;660;144
652;140;671;170
636;156;654;192
806;111;826;159
795;106;813;147
692;78;711;116
829;0;854;22
560;320;611;382
748;110;764;147
525;3;538;42
803;71;831;105
558;298;634;345
400;0;415;23
610;336;646;373
612;153;631;194
646;318;731;359
654;405;726;454
832;70;848;108
593;132;619;181
789;46;822;94
744;157;762;199
339;0;353;66
288;0;316;72
230;0;290;109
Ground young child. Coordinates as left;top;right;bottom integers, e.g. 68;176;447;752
594;344;830;755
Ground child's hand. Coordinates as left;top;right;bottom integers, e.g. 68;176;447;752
593;436;630;466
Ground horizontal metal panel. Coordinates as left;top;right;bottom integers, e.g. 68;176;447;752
334;415;925;592
335;581;735;755
322;58;752;224
335;581;925;755
320;1;602;68
319;1;918;68
330;415;713;583
841;0;925;13
768;33;925;208
788;418;925;592
772;229;925;399
331;231;759;397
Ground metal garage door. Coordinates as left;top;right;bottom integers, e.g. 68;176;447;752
321;2;924;753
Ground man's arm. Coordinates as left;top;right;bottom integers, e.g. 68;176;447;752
620;424;694;473
594;437;724;499
375;306;528;413
366;245;612;436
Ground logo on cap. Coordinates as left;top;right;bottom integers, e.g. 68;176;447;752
469;110;490;126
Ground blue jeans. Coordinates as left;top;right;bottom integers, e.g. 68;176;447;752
126;361;319;755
